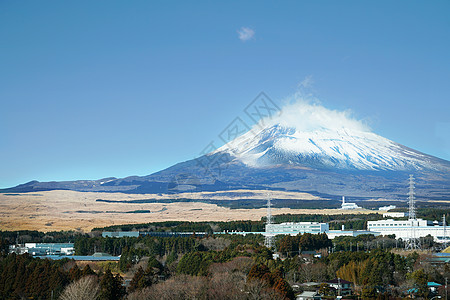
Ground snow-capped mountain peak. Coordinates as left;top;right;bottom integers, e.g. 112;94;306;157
215;101;441;171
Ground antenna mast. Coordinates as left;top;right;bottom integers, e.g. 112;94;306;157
264;192;274;249
406;174;420;250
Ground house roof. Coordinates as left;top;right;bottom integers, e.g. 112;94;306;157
326;278;352;284
297;291;319;297
302;282;320;286
428;282;442;287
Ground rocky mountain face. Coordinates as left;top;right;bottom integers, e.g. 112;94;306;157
3;106;450;201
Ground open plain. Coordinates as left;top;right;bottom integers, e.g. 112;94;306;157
0;190;374;232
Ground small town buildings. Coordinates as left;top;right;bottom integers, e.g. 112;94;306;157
296;291;321;300
427;282;442;293
325;278;353;296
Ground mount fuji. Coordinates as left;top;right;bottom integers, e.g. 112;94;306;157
3;101;450;201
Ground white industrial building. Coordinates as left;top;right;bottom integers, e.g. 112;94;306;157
9;243;75;256
383;212;408;218
264;222;380;240
367;219;448;243
265;222;329;236
340;196;360;210
102;231;140;238
379;205;396;211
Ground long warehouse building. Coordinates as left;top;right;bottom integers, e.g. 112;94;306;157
367;218;449;243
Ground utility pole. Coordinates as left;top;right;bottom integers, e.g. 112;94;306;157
446;277;448;300
338;278;341;297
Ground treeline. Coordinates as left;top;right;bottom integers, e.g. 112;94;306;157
332;234;436;252
0;254;70;299
94;220;265;233
0;234;278;299
0;253;116;300
323;250;428;297
94;214;384;234
118;236;208;272
76;235;207;257
417;208;450;221
276;233;332;256
0;230;82;244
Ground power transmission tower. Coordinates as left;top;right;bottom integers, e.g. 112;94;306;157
405;174;421;250
264;192;274;249
444;214;447;249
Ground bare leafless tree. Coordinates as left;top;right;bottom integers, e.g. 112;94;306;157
245;279;285;300
59;276;99;300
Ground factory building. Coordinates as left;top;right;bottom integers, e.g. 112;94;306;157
102;231;140;238
9;243;74;256
382;212;408;218
265;222;329;236
367;219;448;243
340;196;360;210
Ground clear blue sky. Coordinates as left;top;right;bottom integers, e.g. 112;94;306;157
1;1;450;188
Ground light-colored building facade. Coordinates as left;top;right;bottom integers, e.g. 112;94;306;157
379;205;396;211
10;243;74;256
383;212;408;218
340;196;360;210
102;231;140;238
265;222;329;236
367;219;448;242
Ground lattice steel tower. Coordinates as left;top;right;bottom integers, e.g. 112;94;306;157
408;174;416;220
264;192;274;249
405;174;421;250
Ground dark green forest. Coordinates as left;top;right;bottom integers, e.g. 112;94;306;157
1;209;450;299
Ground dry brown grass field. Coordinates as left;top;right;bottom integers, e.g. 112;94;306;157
0;190;375;232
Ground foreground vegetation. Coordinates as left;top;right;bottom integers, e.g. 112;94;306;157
1;211;450;299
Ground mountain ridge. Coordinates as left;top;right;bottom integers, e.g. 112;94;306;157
2;103;450;201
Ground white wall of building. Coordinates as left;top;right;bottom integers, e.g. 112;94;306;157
367;219;448;242
266;222;329;236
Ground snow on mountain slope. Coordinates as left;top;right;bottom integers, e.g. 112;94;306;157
214;101;442;171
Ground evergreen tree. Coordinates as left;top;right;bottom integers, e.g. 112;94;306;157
81;264;96;277
68;265;82;281
128;266;145;292
99;269;126;300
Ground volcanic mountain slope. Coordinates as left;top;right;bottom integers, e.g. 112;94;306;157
3;102;450;201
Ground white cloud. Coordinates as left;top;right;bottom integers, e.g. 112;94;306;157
237;27;255;42
260;95;371;134
299;75;314;89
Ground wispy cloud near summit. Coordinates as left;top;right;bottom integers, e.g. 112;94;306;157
237;27;255;41
261;94;371;134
